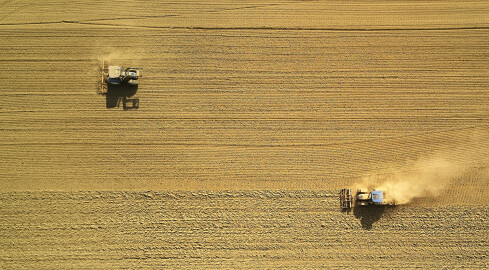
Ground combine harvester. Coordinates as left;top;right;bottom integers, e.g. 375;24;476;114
97;60;143;94
340;188;394;209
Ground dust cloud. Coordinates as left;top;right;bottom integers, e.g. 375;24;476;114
91;44;144;63
90;47;144;75
355;143;489;204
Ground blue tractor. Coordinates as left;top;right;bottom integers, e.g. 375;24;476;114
340;188;390;209
356;189;387;206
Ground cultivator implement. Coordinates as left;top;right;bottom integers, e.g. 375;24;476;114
340;188;352;209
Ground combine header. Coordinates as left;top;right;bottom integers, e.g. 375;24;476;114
97;60;142;94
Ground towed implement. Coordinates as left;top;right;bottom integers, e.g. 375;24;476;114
340;188;353;209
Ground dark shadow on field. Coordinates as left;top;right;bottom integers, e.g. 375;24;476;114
353;205;396;230
106;84;139;110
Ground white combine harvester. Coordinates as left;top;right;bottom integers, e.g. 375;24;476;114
98;60;143;94
340;188;392;209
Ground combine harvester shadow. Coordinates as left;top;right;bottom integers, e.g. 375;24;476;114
106;84;139;110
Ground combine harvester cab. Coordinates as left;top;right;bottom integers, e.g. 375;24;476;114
107;66;123;85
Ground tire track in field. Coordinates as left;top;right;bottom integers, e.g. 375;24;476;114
0;0;14;8
0;2;26;23
2;20;489;32
49;21;489;31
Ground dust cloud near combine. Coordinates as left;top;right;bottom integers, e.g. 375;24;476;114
356;145;489;204
98;49;141;62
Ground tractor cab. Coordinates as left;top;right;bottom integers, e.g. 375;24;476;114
371;190;384;204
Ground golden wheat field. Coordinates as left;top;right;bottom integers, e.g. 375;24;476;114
1;0;488;268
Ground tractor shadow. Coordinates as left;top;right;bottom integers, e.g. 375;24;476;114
106;84;139;110
353;205;396;230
